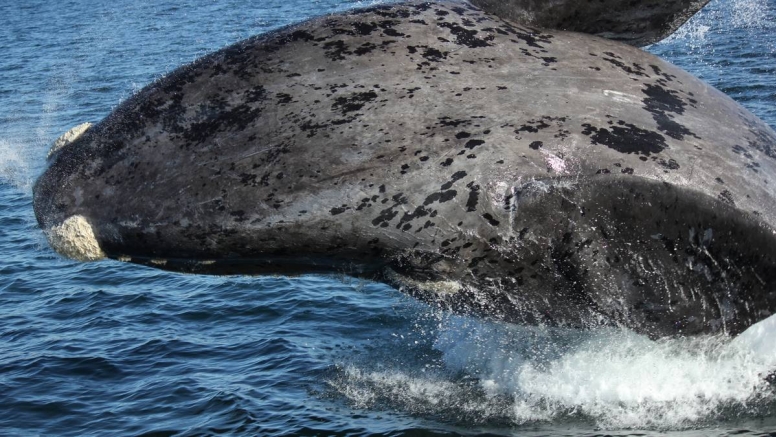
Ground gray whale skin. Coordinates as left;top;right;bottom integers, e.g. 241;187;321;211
33;0;776;339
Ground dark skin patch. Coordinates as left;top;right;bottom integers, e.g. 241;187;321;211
740;116;776;159
423;190;457;206
437;21;494;48
183;104;262;145
582;122;668;156
482;213;500;226
332;91;378;115
372;206;398;227
438;117;470;127
407;45;448;62
642;84;686;114
371;192;408;227
353;21;379;35
230;210;247;222
517;122;549;133
602;55;649;77
276;93;293;104
642;84;700;141
466;182;480;212
441;171;467;190
397;205;433;228
650;65;676;83
450;6;468;16
529;141;543;150
323;40;352;61
517;48;557;66
516;116;566;134
287;30;316;42
299;120;330;138
505;25;553;49
330;205;350;215
732;145;754;159
382;28;406;37
744;160;758;172
354;42;378;56
465;139;485;149
244;86;268;104
239;172;261;187
718;190;736;206
659;158;680;170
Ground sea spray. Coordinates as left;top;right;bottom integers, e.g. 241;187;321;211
0;139;34;193
330;312;776;429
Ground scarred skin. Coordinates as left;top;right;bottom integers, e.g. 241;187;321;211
34;1;776;339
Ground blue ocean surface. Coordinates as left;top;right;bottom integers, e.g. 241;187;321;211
2;0;776;435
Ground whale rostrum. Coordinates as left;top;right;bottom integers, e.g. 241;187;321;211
34;1;776;339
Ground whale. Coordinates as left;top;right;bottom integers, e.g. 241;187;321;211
33;0;776;339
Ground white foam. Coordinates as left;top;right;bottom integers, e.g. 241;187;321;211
443;315;776;428
329;312;776;430
329;366;469;410
730;314;776;365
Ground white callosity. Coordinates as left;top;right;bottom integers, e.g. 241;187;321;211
384;267;462;297
47;122;92;160
47;215;105;261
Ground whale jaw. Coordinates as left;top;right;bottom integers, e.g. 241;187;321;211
502;176;776;338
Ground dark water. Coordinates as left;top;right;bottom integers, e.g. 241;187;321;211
2;0;776;435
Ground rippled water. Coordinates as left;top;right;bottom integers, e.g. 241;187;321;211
2;0;776;435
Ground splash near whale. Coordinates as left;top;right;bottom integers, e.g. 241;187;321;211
33;0;776;339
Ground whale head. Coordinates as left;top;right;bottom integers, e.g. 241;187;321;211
33;1;776;338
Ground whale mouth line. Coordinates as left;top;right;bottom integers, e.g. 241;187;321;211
106;253;389;277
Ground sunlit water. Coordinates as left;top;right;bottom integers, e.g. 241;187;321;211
1;0;775;435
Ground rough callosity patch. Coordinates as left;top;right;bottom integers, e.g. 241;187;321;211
48;122;92;159
384;267;462;296
47;215;105;261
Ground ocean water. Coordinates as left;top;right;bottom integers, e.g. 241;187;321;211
2;0;776;435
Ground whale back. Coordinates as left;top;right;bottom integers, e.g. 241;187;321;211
469;0;711;46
